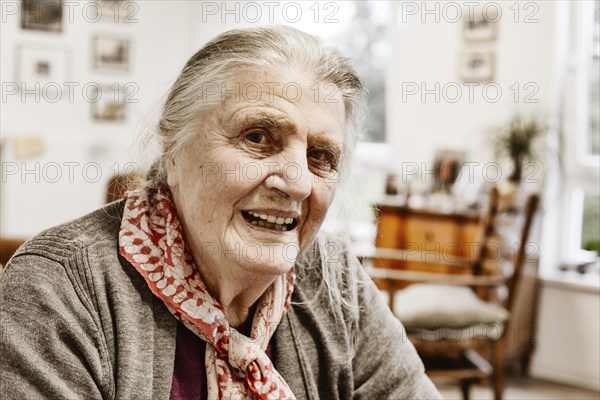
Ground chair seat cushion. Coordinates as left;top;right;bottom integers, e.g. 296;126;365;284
391;284;509;331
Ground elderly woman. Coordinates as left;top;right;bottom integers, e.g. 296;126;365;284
0;26;441;399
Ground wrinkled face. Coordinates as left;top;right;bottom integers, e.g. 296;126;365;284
167;68;346;276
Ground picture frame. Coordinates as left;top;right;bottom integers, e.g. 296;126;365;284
97;0;132;22
16;45;69;91
21;0;63;32
92;35;131;72
459;50;495;83
431;149;466;193
463;8;498;42
90;85;127;122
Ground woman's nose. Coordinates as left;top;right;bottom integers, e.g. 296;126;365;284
263;148;312;202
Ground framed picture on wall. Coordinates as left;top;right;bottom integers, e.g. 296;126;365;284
459;50;495;83
98;0;134;22
463;8;498;42
92;35;131;72
432;149;466;193
90;85;127;122
21;0;63;32
16;45;69;91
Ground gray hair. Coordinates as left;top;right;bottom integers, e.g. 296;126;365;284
147;25;367;332
152;25;367;184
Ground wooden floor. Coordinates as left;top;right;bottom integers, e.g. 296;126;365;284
435;375;600;400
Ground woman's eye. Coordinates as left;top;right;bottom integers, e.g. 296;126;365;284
244;131;270;145
307;149;334;173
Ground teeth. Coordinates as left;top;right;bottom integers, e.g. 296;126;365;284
245;211;296;228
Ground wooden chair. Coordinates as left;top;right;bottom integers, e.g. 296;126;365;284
0;237;27;268
364;187;540;400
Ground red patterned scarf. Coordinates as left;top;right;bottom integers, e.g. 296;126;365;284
118;185;297;399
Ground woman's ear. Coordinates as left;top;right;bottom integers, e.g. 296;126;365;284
165;157;179;189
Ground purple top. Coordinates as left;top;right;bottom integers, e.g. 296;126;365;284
169;317;274;400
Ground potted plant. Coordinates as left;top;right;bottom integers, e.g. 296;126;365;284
493;115;547;184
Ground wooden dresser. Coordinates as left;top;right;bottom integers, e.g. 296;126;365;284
373;204;480;275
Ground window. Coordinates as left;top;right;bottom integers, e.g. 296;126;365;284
580;1;600;257
582;195;600;252
313;2;389;143
560;0;600;268
589;0;600;156
326;2;388;143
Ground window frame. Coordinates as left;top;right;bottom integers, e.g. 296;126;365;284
560;0;600;263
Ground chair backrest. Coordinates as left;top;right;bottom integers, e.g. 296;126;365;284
475;187;539;309
481;187;540;307
471;187;500;276
0;237;27;267
500;190;540;311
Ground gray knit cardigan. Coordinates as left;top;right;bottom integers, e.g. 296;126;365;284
0;201;441;400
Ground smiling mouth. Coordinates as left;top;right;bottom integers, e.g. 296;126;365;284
241;211;298;232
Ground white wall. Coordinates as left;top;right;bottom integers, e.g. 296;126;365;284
531;278;600;391
1;1;199;237
388;1;556;175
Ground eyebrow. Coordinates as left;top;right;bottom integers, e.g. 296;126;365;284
309;136;343;159
241;112;296;133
